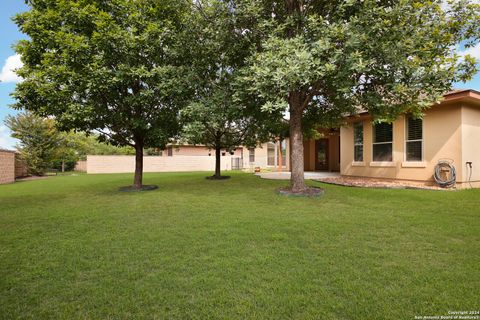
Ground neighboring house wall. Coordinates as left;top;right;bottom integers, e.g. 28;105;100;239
340;103;466;185
162;145;242;157
242;144;268;170
0;150;15;184
87;155;235;174
241;141;291;172
161;143;290;172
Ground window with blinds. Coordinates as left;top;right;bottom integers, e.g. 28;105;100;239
353;122;364;162
267;143;275;166
249;148;255;163
405;115;423;161
267;141;287;166
373;122;393;161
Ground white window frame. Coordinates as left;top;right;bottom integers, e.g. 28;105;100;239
248;148;255;163
353;122;364;162
404;115;424;162
267;142;276;166
372;122;394;162
266;140;287;168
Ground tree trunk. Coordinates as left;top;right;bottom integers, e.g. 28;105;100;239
134;143;144;189
214;145;222;178
61;160;65;173
289;92;307;193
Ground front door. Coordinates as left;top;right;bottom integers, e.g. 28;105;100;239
315;139;329;171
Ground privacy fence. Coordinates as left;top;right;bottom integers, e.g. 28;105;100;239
86;155;240;174
0;150;15;184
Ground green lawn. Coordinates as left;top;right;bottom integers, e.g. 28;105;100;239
0;172;478;319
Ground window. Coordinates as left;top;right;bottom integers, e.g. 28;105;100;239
267;143;275;166
373;122;393;161
353;122;364;162
279;140;287;165
405;115;423;161
249;148;255;163
167;147;173;157
267;141;287;166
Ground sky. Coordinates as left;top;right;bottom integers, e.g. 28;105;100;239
1;1;480;150
0;0;28;149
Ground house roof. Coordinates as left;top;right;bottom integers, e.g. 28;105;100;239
441;89;480;107
344;89;480;123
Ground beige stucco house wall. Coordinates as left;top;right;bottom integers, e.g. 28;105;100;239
249;140;290;171
340;90;480;188
461;104;480;187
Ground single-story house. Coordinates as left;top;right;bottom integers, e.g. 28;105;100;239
300;89;480;188
160;89;480;188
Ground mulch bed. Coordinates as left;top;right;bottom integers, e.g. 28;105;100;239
277;186;325;197
315;176;452;190
206;176;231;180
119;185;159;192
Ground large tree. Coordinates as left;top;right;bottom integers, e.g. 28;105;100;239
181;0;281;179
242;0;479;193
13;0;192;189
5;112;61;176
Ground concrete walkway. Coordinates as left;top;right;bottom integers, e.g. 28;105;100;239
256;171;340;180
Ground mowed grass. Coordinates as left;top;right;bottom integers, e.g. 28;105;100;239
0;172;478;319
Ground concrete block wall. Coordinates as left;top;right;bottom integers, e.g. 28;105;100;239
14;155;28;178
87;155;236;174
74;160;87;172
0;150;15;184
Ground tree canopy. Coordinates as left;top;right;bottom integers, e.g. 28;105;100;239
240;0;480;192
5;112;136;174
5;112;60;175
13;0;193;189
180;0;282;179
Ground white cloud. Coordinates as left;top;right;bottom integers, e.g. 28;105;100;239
0;54;23;83
0;125;18;150
458;42;480;61
442;0;480;12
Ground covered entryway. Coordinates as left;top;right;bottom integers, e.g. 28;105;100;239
304;129;340;172
315;139;329;171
